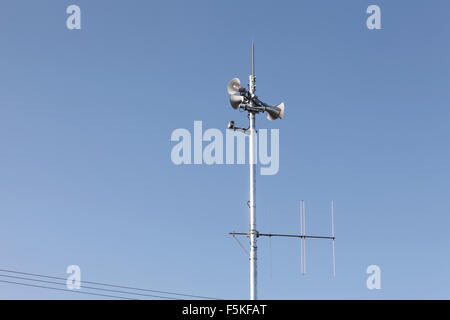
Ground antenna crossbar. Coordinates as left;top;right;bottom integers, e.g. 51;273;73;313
229;232;334;240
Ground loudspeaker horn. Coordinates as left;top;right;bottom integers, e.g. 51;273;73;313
227;78;243;95
229;95;245;109
266;102;285;120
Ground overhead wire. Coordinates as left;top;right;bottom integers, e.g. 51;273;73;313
0;268;220;300
0;274;179;300
0;279;136;300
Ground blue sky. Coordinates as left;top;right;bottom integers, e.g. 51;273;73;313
0;0;449;299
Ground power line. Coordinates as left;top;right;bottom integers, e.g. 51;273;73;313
0;268;220;300
0;274;179;300
0;279;136;300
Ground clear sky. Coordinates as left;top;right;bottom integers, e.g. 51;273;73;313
0;0;449;299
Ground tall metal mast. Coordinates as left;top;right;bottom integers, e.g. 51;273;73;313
227;44;340;300
248;43;257;300
227;43;285;300
226;44;335;299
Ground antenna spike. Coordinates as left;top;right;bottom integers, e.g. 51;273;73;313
303;200;306;275
300;201;303;275
249;42;256;95
331;200;336;277
252;42;255;77
268;202;273;280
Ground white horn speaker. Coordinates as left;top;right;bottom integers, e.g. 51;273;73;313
227;78;243;95
229;95;245;109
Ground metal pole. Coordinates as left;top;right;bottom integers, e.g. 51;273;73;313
249;43;257;300
249;111;257;300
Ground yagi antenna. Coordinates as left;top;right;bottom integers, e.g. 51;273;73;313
300;200;306;275
232;201;336;278
331;200;336;277
299;200;336;276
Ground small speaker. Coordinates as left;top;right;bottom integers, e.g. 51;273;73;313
229;95;244;109
227;78;243;95
266;102;285;120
